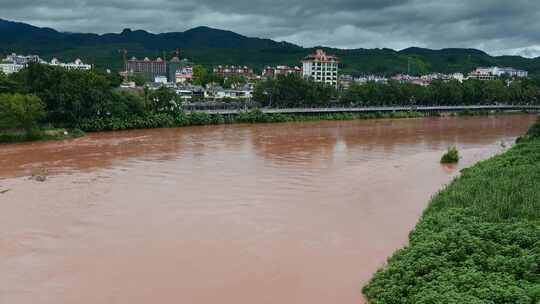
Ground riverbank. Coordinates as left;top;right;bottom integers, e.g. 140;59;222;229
0;128;84;144
363;116;540;303
74;108;534;132
1;109;533;144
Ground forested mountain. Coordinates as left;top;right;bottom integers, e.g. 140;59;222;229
1;18;540;75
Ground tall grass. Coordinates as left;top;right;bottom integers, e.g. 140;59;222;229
363;116;540;303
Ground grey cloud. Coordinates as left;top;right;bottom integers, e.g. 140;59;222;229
1;0;540;56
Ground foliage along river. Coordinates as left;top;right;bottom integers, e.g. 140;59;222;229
0;114;537;304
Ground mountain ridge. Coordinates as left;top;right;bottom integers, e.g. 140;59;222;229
1;18;539;75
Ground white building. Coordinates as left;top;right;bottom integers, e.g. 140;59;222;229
355;75;389;84
204;85;253;100
0;60;24;75
1;53;45;75
301;49;339;86
49;58;92;70
154;75;168;84
468;67;528;80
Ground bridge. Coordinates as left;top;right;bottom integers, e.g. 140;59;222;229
183;105;540;115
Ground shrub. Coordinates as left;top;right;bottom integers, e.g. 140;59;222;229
363;121;540;304
441;147;460;163
0;93;45;133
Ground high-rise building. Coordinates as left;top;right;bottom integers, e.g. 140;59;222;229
126;57;167;80
301;49;339;86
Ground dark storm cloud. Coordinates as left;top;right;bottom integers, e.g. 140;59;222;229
1;0;540;56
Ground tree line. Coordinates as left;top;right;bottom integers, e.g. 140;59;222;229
1;63;540;141
254;74;540;107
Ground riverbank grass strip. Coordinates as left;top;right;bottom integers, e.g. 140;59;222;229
0;128;84;144
363;118;540;303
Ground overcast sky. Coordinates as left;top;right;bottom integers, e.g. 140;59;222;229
2;0;540;57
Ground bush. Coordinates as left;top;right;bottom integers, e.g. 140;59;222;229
441;147;460;163
363;121;540;303
0;93;45;133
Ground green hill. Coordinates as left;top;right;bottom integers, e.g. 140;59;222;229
2;18;540;75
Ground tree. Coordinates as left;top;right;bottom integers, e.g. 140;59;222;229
192;65;209;86
128;73;146;86
108;90;146;117
224;75;246;89
149;86;180;113
0;94;46;133
0;71;21;94
16;63;114;123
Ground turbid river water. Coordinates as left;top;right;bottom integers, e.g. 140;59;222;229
0;114;537;304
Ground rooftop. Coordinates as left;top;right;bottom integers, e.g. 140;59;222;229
302;49;339;62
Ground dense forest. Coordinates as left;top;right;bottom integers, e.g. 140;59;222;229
2;18;540;75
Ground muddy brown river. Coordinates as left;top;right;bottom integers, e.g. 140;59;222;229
0;115;536;304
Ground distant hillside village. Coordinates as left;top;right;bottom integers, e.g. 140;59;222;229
0;53;91;74
0;49;529;102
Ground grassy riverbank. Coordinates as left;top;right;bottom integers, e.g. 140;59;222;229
74;109;432;132
0;128;84;144
363;117;540;303
2;109;533;143
75;108;534;133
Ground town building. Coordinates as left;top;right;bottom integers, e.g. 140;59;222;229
1;53;91;74
301;49;339;86
0;59;24;75
355;75;389;84
4;53;44;65
168;56;193;83
176;84;205;101
175;66;193;84
468;67;528;80
1;53;44;74
126;57;167;80
213;65;256;80
338;75;354;89
154;76;168;84
49;58;92;70
262;65;302;78
421;73;465;83
204;84;253;100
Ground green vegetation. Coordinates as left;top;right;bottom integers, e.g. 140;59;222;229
0;128;84;144
192;65;225;86
440;147;460;164
1;63;538;142
3;19;540;76
253;73;540;107
75;109;430;132
0;93;45;133
363;117;540;304
254;74;337;107
0;92;83;143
